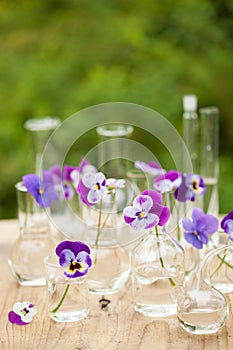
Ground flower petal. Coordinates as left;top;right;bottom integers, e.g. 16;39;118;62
133;195;152;212
196;215;219;235
184;233;203;249
59;249;75;268
182;218;195;233
82;173;96;189
56;240;91;257
87;189;102;204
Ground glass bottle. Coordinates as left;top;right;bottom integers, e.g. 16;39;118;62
199;106;219;216
177;245;228;334
96;123;134;179
8;182;57;286
182;95;199;174
24;116;61;174
131;227;185;317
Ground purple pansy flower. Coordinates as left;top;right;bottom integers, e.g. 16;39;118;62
8;302;37;326
70;157;97;188
123;189;170;230
135;160;165;176
221;211;233;240
77;172;106;206
182;207;219;249
50;165;74;200
154;170;182;193
22;171;59;207
141;189;170;226
174;173;206;202
56;240;92;278
123;195;159;230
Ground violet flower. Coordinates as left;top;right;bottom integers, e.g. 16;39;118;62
77;172;106;206
56;240;92;278
174;173;206;202
22;171;59;208
182;207;218;249
135;160;165;176
50;165;74;200
123;189;170;230
8;302;37;326
154;170;181;193
221;211;233;240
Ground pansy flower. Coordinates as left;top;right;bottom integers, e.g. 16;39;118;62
154;170;182;193
174;173;206;202
8;302;37;326
182;207;218;249
123;189;170;230
56;240;92;278
106;178;125;194
134;160;165;176
50;165;74;200
22;171;59;208
77;172;106;206
221;211;233;240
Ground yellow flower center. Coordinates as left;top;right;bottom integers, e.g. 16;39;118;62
38;188;44;194
139;211;146;219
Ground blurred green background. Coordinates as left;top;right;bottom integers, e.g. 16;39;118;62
0;0;232;218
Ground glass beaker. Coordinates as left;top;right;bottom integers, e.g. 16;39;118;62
44;254;89;322
177;244;228;334
131;227;185;317
8;182;57;286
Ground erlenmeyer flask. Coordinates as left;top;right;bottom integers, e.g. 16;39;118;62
177;245;228;334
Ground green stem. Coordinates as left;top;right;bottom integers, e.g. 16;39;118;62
51;284;70;314
155;226;176;287
209;236;233;278
177;204;181;242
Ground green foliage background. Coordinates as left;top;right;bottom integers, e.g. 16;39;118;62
0;0;232;218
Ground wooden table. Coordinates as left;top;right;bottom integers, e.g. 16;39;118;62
0;219;233;350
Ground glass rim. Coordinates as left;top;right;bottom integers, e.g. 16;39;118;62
96;123;134;137
44;254;60;268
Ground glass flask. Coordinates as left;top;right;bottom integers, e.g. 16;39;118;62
177;245;228;335
44;254;89;322
81;190;131;295
131;227;185;317
199;107;219;216
24;116;61;174
8;182;57;286
96;123;134;179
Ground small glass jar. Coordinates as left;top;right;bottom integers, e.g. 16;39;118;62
44;254;89;322
131;227;185;317
8;182;57;286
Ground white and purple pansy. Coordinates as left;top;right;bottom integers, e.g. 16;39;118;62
221;211;233;240
123;194;159;230
154;170;182;193
123;190;170;231
182;207;219;249
106;178;125;193
8;301;37;326
174;173;206;202
134;160;165;176
77;172;106;206
56;240;92;278
22;171;59;208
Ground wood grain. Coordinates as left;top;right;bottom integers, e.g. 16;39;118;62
0;220;233;350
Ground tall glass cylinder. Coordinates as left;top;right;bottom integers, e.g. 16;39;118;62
182;95;199;173
96;123;134;178
199;107;219;216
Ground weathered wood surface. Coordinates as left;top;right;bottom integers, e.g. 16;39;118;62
0;219;233;350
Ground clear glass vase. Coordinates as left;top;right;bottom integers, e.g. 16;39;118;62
131;227;185;317
177;246;228;334
44;254;89;322
96;123;134;179
81;192;131;294
8;182;57;286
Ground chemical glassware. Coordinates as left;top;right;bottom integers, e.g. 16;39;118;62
131;227;185;317
177;244;228;335
8;182;57;286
